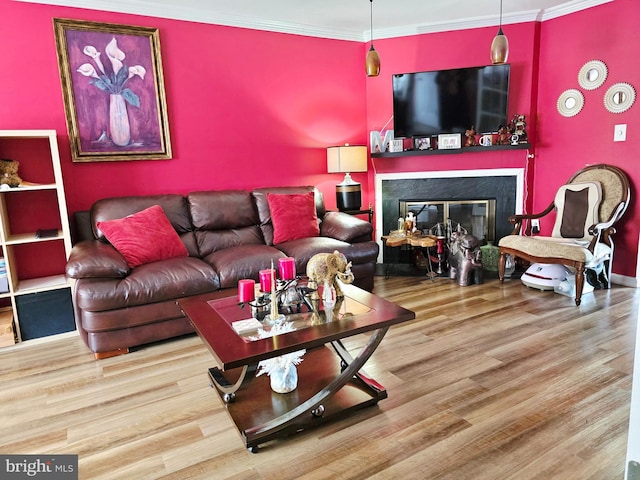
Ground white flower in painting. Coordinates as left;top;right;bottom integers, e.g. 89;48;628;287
128;65;146;80
105;37;125;75
77;63;99;78
82;45;105;73
77;37;146;108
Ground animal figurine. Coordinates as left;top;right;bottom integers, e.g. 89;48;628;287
464;126;477;147
496;125;510;145
306;250;354;300
0;159;22;187
448;232;483;287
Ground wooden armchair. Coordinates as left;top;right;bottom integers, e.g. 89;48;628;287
498;164;630;306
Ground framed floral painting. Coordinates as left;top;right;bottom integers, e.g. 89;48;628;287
53;19;172;162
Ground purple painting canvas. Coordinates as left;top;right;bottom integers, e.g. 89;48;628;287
64;28;163;154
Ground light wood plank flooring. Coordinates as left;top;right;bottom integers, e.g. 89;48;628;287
0;276;637;479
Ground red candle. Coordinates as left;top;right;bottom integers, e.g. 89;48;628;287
278;257;296;280
238;279;255;303
259;269;275;292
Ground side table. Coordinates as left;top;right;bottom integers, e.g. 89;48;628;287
340;207;373;224
381;233;437;279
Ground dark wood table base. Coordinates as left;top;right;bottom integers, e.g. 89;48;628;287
207;329;389;452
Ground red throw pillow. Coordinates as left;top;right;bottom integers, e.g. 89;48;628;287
96;205;188;268
267;192;320;244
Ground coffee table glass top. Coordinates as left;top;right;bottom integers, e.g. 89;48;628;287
208;295;372;342
179;284;416;370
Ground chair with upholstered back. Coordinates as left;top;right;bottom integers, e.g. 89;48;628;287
498;164;630;306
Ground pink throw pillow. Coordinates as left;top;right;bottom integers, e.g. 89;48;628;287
96;205;188;268
267;192;319;244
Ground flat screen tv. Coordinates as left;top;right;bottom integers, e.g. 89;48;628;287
392;64;510;138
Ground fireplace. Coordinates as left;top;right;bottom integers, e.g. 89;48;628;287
399;199;496;243
375;169;524;263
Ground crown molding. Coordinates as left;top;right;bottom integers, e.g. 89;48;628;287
14;0;614;41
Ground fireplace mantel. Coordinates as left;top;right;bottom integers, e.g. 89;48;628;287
371;143;530;159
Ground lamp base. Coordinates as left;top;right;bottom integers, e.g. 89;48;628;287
336;183;362;211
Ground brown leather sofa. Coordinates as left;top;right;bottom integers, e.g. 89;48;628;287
65;186;378;359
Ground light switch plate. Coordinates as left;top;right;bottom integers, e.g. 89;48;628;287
614;124;627;142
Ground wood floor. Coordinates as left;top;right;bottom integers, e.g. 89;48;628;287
0;275;637;479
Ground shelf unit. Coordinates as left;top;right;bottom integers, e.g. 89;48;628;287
0;130;73;345
371;143;531;158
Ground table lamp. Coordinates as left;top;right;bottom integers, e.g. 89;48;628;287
327;145;368;211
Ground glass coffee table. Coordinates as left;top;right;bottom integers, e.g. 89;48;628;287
177;283;415;452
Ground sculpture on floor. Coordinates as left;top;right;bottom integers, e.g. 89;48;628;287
449;232;483;287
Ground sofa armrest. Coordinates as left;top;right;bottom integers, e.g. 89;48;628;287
65;240;130;279
320;211;372;243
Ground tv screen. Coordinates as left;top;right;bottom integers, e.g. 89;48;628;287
392;64;510;138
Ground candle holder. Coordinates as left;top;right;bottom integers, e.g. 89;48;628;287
239;277;316;323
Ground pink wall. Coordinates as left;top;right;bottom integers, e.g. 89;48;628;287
364;22;541;216
0;0;368;216
534;0;640;277
368;1;639;278
1;0;638;278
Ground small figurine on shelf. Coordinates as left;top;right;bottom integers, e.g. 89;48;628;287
464;126;477;147
496;125;511;145
404;212;416;235
509;114;528;143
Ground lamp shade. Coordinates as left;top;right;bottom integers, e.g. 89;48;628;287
491;29;509;64
327;145;368;211
327;145;368;175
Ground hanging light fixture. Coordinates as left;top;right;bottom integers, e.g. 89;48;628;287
490;0;509;64
365;0;380;77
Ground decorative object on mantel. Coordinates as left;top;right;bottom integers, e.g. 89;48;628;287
327;144;368;211
490;0;509;64
557;89;585;117
464;127;477;147
604;82;636;114
365;0;380;77
438;133;462;150
508;114;528;143
370;130;394;153
578;60;608;90
496;125;511;144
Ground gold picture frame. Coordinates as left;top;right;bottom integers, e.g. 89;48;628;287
53;18;172;162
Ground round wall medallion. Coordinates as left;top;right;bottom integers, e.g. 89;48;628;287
578;60;608;90
557;89;585;117
604;82;636;113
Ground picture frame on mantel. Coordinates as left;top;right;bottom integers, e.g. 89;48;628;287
53;18;172;162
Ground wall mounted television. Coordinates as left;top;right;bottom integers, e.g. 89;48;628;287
392;64;510;138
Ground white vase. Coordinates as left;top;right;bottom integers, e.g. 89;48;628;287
270;363;298;393
109;93;131;147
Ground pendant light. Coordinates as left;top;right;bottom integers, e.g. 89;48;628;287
490;0;509;64
365;0;380;77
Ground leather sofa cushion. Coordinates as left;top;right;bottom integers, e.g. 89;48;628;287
202;244;286;289
80;299;189;333
276;237;380;270
320;211;373;243
188;190;259;230
74;256;219;312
